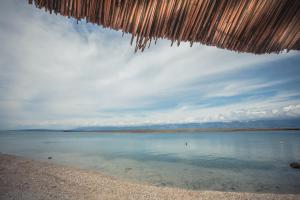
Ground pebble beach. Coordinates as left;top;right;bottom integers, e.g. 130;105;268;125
1;154;299;200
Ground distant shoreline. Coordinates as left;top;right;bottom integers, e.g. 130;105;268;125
66;128;300;133
4;127;300;133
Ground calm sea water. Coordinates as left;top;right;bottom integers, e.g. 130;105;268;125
0;130;300;193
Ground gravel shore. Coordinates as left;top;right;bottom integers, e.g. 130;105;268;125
0;154;299;200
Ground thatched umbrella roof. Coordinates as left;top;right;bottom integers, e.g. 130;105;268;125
29;0;300;54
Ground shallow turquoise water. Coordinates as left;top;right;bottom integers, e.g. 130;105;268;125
0;131;300;193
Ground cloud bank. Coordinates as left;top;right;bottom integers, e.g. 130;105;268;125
0;0;300;129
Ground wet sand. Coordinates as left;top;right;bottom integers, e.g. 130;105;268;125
0;154;299;200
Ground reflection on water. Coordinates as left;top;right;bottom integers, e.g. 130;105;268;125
0;131;300;193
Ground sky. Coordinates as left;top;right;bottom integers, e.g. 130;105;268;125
0;0;300;130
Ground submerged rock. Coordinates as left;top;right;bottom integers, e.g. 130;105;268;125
124;168;132;172
290;162;300;169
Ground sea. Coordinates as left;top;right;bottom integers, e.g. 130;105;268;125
0;130;300;193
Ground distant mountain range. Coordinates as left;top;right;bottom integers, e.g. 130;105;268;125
10;118;300;132
72;118;300;132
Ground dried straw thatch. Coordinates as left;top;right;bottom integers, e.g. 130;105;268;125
28;0;300;54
